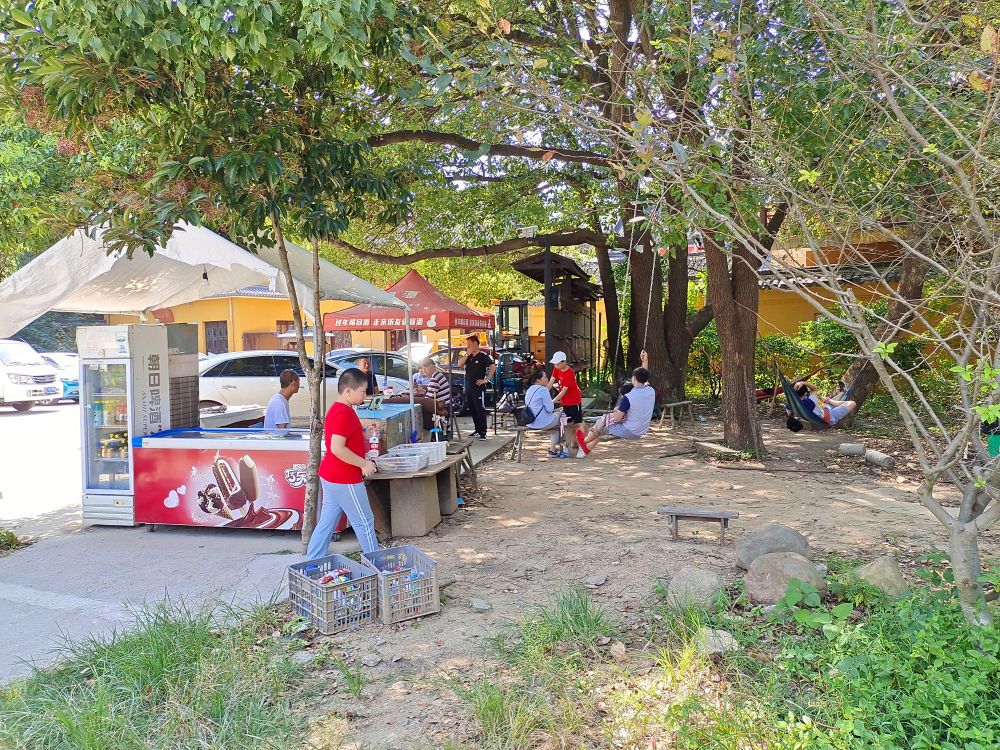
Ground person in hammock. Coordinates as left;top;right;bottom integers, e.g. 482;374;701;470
576;350;654;456
794;380;857;425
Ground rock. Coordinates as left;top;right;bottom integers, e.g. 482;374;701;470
735;524;811;569
814;562;829;576
291;651;316;666
864;449;896;469
838;443;866;456
361;654;383;667
596;636;612;646
609;641;628;663
665;566;722;609
744;552;827;604
695;627;740;656
526;558;550;572
584;573;608;587
854;556;909;597
470;598;492;612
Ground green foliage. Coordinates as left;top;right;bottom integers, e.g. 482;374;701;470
0;526;19;552
773;579;855;640
0;602;303;749
0;0;417;258
14;312;104;352
329;655;365;700
688;320;722;400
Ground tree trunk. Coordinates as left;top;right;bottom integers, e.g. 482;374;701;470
950;524;992;626
841;254;930;406
271;216;321;552
704;232;763;453
627;231;669;396
593;240;626;382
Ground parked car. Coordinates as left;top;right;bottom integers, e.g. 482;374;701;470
0;339;60;412
199;351;340;420
428;346;530;408
325;351;412;394
200;350;412;420
40;352;80;403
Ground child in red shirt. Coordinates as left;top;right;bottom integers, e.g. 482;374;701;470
549;351;583;453
306;367;380;560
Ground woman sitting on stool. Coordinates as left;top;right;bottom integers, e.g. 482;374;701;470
523;369;565;456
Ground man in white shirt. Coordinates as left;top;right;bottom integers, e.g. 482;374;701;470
264;369;300;430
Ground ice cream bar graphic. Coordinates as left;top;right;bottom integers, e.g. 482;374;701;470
201;456;251;521
238;456;259;504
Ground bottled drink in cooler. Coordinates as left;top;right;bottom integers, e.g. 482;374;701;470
93;401;104;426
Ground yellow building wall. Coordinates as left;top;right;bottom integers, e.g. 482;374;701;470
110;298;476;354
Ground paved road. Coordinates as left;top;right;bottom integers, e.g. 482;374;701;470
0;403;512;682
0;402;83;539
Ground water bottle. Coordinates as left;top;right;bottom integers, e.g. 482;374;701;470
365;425;382;460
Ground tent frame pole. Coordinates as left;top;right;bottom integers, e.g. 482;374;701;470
405;310;415;441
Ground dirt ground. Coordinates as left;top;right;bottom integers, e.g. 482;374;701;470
296;414;998;750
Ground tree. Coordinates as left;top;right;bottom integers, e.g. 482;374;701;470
650;0;1000;623
320;1;730;396
0;0;414;549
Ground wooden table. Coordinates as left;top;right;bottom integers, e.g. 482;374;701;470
366;454;464;537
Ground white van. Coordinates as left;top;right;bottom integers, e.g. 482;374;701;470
0;339;60;412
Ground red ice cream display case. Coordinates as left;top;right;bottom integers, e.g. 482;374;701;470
133;429;313;530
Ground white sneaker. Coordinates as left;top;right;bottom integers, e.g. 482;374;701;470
576;449;586;458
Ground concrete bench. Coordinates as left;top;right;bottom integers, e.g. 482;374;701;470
657;506;739;545
658;400;695;428
367;454;464;537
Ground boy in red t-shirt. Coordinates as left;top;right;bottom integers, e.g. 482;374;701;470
306;367;380;560
549;351;583;453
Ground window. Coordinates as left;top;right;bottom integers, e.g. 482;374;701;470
385;355;411;379
273;354;304;377
274;355;337;379
202;362;228;377
221;356;275;377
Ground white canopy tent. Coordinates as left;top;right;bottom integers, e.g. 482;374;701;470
0;222;407;338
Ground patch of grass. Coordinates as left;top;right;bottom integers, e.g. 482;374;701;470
492;589;615;675
459;678;551;750
0;601;304;750
330;656;365;699
461;578;1000;750
0;526;21;554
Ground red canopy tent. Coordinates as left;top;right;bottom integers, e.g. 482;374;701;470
323;269;494;333
324;271;495;439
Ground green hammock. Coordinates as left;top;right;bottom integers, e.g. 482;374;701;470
779;369;856;428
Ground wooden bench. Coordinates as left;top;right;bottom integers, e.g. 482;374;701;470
658;400;695;428
657;506;739;545
508;426;529;462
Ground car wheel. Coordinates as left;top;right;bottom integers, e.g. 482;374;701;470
12;402;34;412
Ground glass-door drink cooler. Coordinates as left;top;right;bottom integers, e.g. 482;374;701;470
77;325;171;526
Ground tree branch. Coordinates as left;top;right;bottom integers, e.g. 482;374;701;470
368;130;611;167
332;227;605;264
687;304;715;337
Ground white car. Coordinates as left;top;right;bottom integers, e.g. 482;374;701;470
199;350;410;420
0;339;60;412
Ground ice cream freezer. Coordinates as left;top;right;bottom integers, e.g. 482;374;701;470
133;428;313;531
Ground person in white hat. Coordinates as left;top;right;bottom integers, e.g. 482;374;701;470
548;350;582;455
